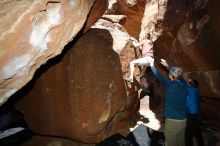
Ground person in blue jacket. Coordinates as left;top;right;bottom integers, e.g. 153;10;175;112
185;79;204;146
148;57;188;146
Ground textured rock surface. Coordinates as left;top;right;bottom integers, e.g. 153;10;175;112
21;135;95;146
107;0;145;39
92;17;130;54
152;0;220;127
83;0;108;33
0;0;97;105
92;16;144;119
16;28;128;143
0;0;220;144
108;0;166;40
114;0;220;128
152;0;220;97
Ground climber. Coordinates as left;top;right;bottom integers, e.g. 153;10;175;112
185;78;205;146
149;57;188;146
125;33;153;83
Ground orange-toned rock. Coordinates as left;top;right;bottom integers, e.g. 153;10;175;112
16;29;128;143
83;0;108;33
153;0;220;98
152;0;220;128
110;0;220;128
0;0;99;106
112;0;146;38
21;135;95;146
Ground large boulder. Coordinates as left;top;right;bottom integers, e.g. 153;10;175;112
16;28;128;143
21;135;95;146
110;0;146;39
0;0;108;106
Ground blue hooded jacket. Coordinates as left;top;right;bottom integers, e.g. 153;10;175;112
151;66;188;120
186;85;200;114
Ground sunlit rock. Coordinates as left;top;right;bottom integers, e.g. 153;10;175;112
92;17;130;54
0;0;96;105
16;29;128;143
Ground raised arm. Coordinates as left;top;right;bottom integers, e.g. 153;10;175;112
149;57;170;87
150;66;170;87
160;59;172;71
130;37;143;48
133;41;142;48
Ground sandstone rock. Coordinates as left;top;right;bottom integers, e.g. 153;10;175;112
16;28;128;143
92;18;130;54
108;0;220;129
140;0;167;40
0;0;97;106
153;0;220;98
115;0;146;38
83;0;108;33
21;135;95;146
152;0;220;128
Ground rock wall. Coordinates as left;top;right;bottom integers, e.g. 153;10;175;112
152;0;220;98
109;0;146;39
152;0;220;127
0;0;100;106
16;28;128;143
1;0;220;143
113;0;220;127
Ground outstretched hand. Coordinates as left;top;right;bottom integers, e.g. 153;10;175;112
160;59;169;67
130;37;138;42
130;37;141;48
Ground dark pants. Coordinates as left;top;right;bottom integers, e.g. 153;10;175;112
185;114;204;146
